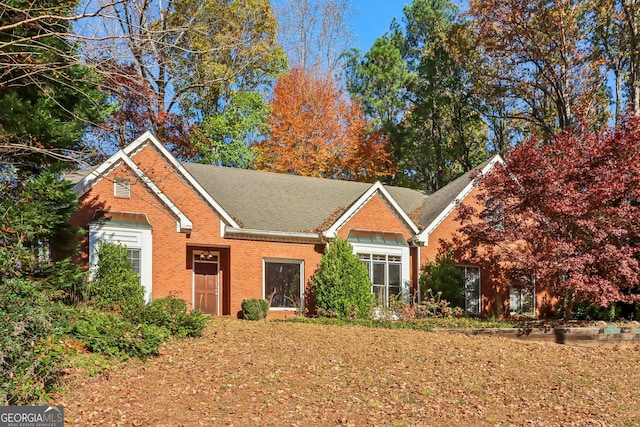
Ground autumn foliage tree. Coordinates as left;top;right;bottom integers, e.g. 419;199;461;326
255;68;394;182
468;0;610;141
89;63;192;155
453;116;640;318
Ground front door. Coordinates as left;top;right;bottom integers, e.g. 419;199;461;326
194;261;219;315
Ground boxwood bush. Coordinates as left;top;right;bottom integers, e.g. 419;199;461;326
241;298;269;320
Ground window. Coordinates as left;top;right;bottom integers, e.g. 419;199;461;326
485;197;504;231
359;253;402;307
457;266;481;314
264;260;303;309
510;285;535;316
114;179;130;198
126;248;141;278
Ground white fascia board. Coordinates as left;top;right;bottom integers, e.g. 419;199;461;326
73;149;126;196
120;155;193;233
324;181;420;239
224;226;323;244
73;131;160;196
125;131;241;229
416;154;505;245
73;150;192;233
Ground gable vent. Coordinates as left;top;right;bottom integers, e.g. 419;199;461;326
114;179;131;198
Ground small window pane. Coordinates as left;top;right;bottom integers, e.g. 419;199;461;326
358;253;371;261
126;249;140;275
371;284;385;306
372;262;385;285
265;261;301;308
510;286;535;316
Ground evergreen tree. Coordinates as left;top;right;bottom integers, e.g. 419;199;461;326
0;0;108;171
310;238;374;319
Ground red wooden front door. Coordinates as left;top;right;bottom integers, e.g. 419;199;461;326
194;262;219;315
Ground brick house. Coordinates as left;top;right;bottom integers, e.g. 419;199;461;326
68;132;526;318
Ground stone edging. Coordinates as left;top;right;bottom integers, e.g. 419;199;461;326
435;324;640;346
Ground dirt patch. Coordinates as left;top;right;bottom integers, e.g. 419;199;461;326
59;319;640;426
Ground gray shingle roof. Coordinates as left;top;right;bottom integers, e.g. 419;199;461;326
67;150;496;234
182;163;428;233
65;166;97;184
418;157;496;228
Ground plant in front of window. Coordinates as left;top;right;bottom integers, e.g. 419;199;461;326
88;242;145;316
419;249;465;311
310;238;375;319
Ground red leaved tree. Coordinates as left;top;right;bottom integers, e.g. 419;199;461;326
255;67;394;182
89;62;193;157
453;116;640;318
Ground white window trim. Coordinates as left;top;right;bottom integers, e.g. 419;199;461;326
262;258;304;311
350;242;410;305
89;224;153;303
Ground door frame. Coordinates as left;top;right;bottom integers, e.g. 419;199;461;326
192;250;220;315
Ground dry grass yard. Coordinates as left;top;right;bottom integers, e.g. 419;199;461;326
59;319;640;426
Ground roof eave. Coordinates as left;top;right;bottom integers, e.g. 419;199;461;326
223;226;324;244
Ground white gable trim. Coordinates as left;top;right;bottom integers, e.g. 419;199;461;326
123;131;241;229
73;151;193;233
323;181;420;239
416;154;505;245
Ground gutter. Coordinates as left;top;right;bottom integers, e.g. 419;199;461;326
223;226;324;244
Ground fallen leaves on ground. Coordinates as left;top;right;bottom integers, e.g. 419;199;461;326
59;319;640;426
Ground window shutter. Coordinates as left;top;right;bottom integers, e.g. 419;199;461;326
114;179;131;198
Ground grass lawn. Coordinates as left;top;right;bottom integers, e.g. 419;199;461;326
59;319;640;426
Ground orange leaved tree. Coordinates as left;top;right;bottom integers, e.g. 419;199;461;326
255;68;394;182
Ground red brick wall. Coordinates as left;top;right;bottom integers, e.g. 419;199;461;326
336;194;413;240
418;185;508;316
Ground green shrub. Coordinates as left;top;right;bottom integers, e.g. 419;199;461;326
141;297;208;338
0;278;67;405
419;249;465;309
310;238;374;319
241;298;269;320
70;307;168;359
88;242;145;315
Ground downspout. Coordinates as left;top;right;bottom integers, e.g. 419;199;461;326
416;245;421;304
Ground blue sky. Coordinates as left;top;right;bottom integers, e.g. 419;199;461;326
349;1;408;52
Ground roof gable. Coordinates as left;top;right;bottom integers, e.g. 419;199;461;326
416;154;504;244
324;181;420;238
72;132;240;230
72;150;193;233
